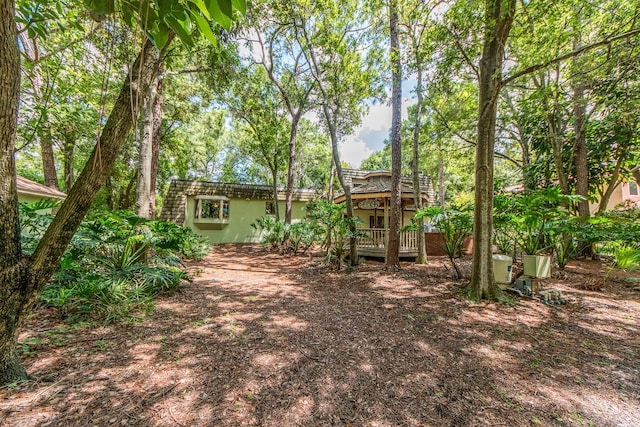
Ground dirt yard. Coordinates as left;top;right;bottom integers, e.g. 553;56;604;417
1;244;639;426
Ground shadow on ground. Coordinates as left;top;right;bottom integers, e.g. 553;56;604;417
2;244;639;426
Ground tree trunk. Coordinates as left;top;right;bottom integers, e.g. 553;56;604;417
105;176;115;210
597;147;627;214
0;0;29;384
271;167;280;221
136;67;159;218
411;68;427;264
63;137;75;191
40;127;59;190
386;0;402;269
573;95;589;211
121;171;138;210
18;32;60;190
573;80;591;255
469;0;516;300
284;113;301;224
150;72;163;218
328;156;335;200
438;156;445;208
1;37;162;385
326;114;358;266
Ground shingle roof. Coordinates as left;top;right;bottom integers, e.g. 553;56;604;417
334;169;436;204
17;176;66;199
160;180;318;225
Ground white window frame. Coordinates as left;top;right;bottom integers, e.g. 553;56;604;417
194;195;230;221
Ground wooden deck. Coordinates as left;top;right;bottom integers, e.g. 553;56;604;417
357;228;418;258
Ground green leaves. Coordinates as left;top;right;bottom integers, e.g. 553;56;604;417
81;0;246;49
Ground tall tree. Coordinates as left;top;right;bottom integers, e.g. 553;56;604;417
0;0;244;384
136;68;161;218
468;0;516;300
226;67;289;220
298;0;382;266
244;2;316;223
400;0;437;264
386;0;402;269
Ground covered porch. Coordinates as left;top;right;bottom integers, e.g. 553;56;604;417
333;171;435;260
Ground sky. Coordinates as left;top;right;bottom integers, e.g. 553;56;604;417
338;80;418;168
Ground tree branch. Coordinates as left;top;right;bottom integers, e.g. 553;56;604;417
504;28;640;85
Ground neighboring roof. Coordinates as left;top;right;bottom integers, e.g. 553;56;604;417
160;180;319;225
502;183;524;193
17;176;66;199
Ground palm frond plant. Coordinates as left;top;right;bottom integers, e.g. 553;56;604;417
416;204;473;279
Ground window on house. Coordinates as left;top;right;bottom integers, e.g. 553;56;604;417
629;182;639;196
194;196;229;220
265;201;275;215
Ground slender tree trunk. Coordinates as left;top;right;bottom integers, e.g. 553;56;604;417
136;67;159;218
149;72;163;218
106;176;115;210
285;114;301;224
573;99;588;207
63;137;75;192
0;0;27;384
121;171;138;210
411;69;427;264
573;80;591;255
18;32;59;190
597;147;627;213
40;127;59;189
469;0;516;300
1;37;162;384
301;29;358;266
271;167;280;221
438;156;445;208
328;156;335;200
386;0;402;269
325;111;358;266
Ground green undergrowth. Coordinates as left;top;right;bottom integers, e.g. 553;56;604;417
20;202;210;323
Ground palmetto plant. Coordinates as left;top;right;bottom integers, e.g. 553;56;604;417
21;205;207;322
416;204;473;279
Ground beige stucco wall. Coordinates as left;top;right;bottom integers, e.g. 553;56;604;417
18;193;46;204
184;197;309;244
18;193;61;215
589;182;640;213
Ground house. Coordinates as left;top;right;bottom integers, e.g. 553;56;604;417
17;175;66;205
503;180;640;212
591;180;640;212
160;180;317;243
334;169;436;258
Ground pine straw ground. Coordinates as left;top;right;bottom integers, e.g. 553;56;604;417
1;244;639;427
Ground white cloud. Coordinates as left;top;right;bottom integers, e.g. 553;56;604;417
339;97;417;168
339;137;373;168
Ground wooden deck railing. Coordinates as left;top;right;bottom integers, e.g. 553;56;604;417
357;228;418;252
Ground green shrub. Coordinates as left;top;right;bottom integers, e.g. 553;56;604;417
251;214;323;255
19;204;207;323
306;200;363;269
416;204;473;279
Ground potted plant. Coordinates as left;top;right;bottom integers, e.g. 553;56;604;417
510;188;578;278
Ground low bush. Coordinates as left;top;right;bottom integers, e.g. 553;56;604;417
19;204;208;323
415;204;473;279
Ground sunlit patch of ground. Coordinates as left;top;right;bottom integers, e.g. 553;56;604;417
1;245;639;426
